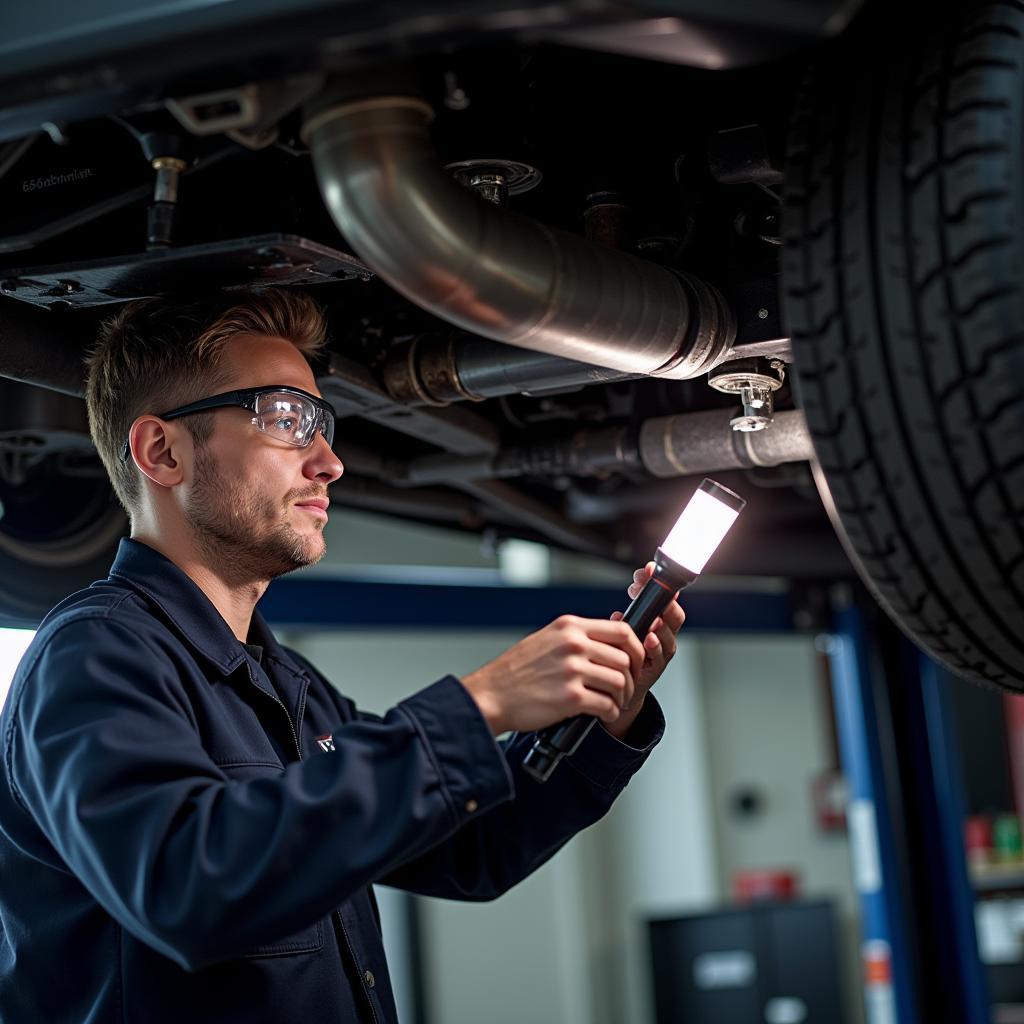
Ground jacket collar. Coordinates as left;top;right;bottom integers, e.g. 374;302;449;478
105;537;299;677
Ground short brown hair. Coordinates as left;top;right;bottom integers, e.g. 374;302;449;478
85;289;328;520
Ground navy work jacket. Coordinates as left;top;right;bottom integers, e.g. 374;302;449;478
0;538;663;1023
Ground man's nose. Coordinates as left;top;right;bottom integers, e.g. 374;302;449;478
305;432;344;482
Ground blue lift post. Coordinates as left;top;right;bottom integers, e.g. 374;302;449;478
915;656;991;1022
828;605;921;1024
828;602;991;1024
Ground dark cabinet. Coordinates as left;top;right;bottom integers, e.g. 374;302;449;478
648;900;847;1024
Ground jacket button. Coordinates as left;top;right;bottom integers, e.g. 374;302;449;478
465;799;478;813
364;969;376;989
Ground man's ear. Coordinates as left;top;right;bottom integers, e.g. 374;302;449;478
129;416;188;488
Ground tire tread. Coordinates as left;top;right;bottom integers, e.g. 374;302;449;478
784;1;1024;688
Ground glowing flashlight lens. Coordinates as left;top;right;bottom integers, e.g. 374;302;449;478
660;481;743;574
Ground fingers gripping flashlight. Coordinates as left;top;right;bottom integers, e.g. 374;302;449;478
522;478;745;783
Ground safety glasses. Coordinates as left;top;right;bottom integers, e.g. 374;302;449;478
119;385;337;462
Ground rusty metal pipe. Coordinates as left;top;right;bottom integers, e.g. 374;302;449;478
639;408;814;477
394;408;813;486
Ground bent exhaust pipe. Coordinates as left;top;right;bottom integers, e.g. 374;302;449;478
303;90;735;380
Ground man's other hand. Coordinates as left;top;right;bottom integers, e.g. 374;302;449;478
461;615;646;736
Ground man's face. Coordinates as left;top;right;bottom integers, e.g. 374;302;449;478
182;334;344;582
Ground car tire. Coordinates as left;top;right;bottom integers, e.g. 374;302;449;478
783;1;1024;689
0;455;126;626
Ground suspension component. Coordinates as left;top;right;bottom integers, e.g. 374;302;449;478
708;356;786;432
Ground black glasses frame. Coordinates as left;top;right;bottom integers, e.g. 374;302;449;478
119;385;337;462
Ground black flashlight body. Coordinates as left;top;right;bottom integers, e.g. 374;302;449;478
522;549;697;783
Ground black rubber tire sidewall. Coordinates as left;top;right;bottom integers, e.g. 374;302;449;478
783;1;1024;689
0;471;126;626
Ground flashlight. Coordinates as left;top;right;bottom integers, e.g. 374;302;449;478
522;478;745;783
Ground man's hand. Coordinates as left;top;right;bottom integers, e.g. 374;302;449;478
461;615;646;736
603;561;686;740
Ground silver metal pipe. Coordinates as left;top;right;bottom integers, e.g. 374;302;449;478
454;339;637;398
397;425;639;486
393;409;813;486
639;408;814;477
383;333;636;406
303;93;735;379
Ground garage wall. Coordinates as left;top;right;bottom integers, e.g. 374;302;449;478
697;635;863;1023
0;627;35;710
578;639;719;1024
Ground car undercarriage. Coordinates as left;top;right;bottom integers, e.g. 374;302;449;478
0;0;1021;691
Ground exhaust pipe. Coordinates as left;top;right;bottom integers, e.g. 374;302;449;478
303;89;735;380
383;333;637;406
392;408;815;486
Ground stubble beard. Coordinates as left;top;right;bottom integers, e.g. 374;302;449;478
185;446;327;585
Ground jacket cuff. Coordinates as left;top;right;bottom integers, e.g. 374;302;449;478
565;695;665;790
398;676;515;828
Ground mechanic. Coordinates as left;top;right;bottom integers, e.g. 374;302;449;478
0;290;683;1023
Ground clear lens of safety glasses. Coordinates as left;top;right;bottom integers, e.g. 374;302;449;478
253;391;331;449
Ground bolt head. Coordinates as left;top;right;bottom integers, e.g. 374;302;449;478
445;88;470;111
730;415;769;432
757;308;769;320
151;156;188;173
